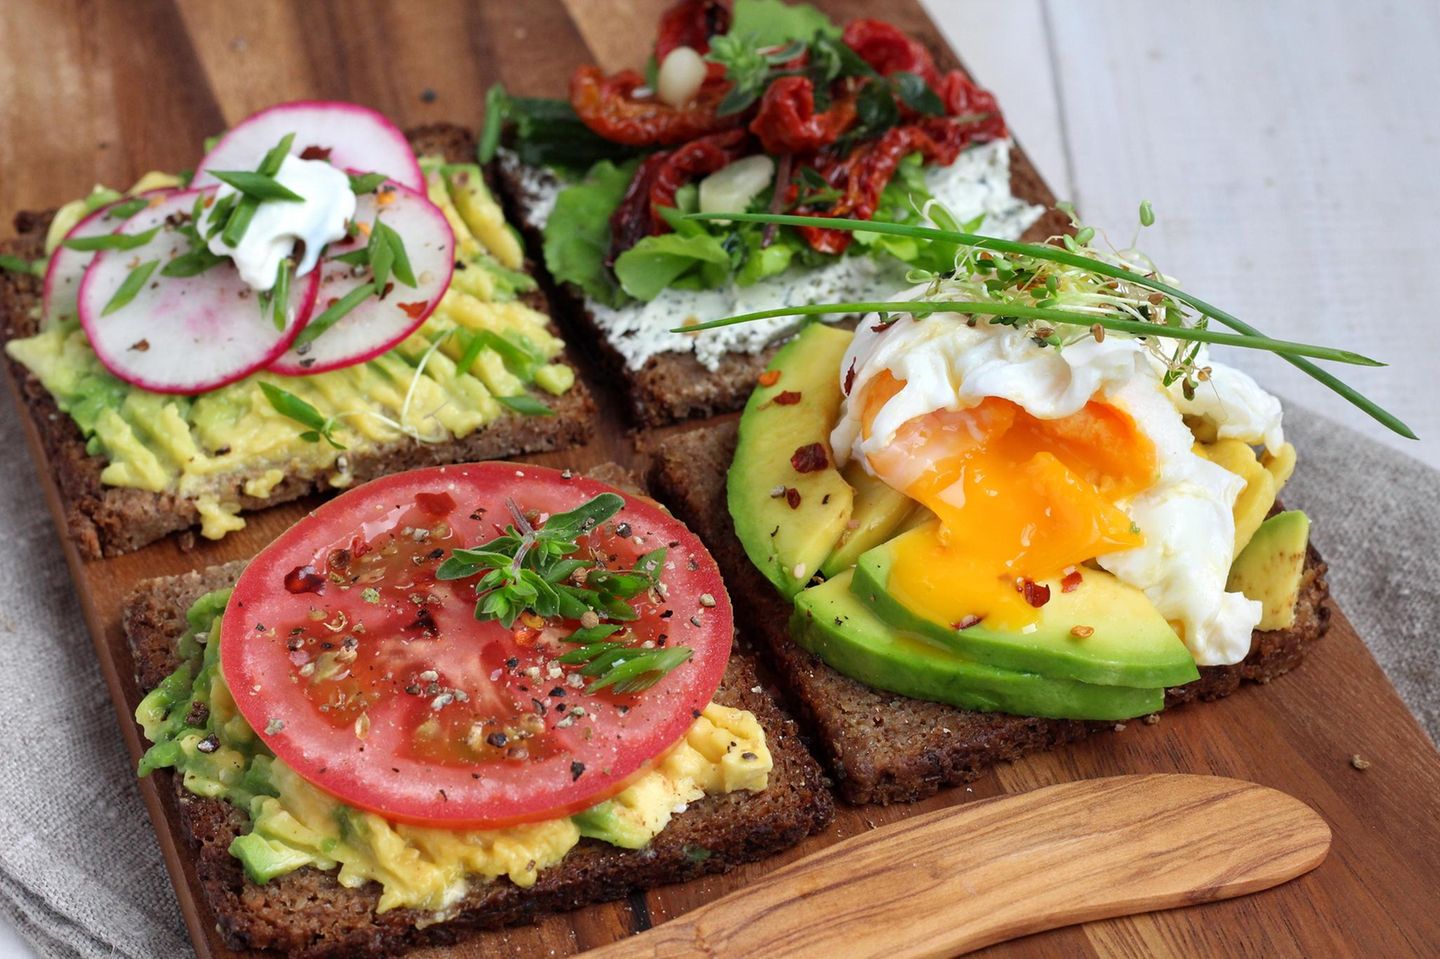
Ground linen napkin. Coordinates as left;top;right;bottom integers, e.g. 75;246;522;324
0;398;1433;959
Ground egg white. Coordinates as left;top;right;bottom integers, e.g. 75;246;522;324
832;308;1285;666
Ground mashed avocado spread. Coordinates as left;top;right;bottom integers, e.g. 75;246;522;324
6;159;577;540
137;590;772;916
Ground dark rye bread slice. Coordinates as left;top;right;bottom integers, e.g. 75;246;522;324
646;420;1333;805
0;123;595;559
119;469;832;958
494;144;1070;429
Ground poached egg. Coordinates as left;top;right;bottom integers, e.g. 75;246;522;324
832;302;1286;666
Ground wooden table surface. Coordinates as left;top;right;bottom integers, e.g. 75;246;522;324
2;1;1439;957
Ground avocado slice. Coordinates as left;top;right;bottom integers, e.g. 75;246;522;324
820;461;917;577
1227;510;1310;630
728;323;855;596
793;572;1163;720
852;524;1199;688
573;800;652;849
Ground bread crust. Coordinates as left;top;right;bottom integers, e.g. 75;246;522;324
0;124;596;558
647;420;1333;805
119;473;833;958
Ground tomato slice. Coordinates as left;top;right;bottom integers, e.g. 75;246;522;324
221;463;733;828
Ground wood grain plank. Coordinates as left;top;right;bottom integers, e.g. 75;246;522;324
1;0;1438;957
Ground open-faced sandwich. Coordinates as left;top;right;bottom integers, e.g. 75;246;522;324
125;461;829;956
488;0;1062;425
651;201;1408;803
1;102;592;557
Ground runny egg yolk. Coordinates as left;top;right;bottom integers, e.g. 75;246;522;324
861;371;1158;631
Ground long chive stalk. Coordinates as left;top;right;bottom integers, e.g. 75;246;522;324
675;301;1381;366
684;211;1415;439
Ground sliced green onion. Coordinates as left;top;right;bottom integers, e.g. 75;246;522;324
0;254;33;274
270;258;292;331
208;170;305;202
294;281;377;347
496;394;553;417
63;226;160;252
102;260;159;316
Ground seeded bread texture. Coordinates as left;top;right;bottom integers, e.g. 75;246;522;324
119;467;833;959
647;420;1333;805
494;139;1070;430
0;123;595;559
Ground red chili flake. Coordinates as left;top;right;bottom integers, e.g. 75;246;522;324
283;565;325;595
299;145;333;161
773;390;802;406
1017;578;1051;608
415;491;456;515
791;442;829;473
398;300;429;319
758;369;781;388
1061;569;1084;593
872;318;896;332
843;359;857;395
952;614;982;630
784;487;801;509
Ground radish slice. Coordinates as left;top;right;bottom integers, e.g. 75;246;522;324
192;101;423;193
77;188;321;395
269;182;455;376
43;190;175;325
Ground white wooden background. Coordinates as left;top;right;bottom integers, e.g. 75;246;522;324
0;1;1433;956
940;0;1438;468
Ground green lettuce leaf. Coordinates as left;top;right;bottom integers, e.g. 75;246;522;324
543;159;638;308
728;0;840;45
613;232;732;300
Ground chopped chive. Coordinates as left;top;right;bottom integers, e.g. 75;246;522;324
102;259;159;316
208;170;305;202
348;171;389;195
294;281;377;347
368;221;394;291
456;329;487;376
221;197;260;247
271;258;292;330
160;247;226;278
674;300;1384;366
0;254;33;274
380;221;416;287
259;382;345;449
496;394;553;417
63;226;161;252
105;197;151;220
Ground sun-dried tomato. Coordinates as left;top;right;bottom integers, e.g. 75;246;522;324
607;129;750;261
843;19;942;88
570;65;739;147
606;152;670;267
791;442;829;473
655;0;732;62
749;76;858;155
797;113;1006;253
937;69;1003;121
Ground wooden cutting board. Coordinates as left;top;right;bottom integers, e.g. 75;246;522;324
3;1;1438;956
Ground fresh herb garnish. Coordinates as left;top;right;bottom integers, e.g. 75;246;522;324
368;217;416;289
496;394;554;417
206;170;305;202
102;259;159;316
348;171;389;195
259;382;346;449
260;257;293;331
294;281;377;348
105;197;151;220
62;226;161;252
705;35;807;116
160;246;226;278
478;84;643;169
891;71;947;116
439;495;653;623
0;254;34;275
680;209;1413;439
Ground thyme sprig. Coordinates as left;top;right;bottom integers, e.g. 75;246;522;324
679;210;1413;439
437;494;690;693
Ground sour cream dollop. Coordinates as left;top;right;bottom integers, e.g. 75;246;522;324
205;154;356;291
